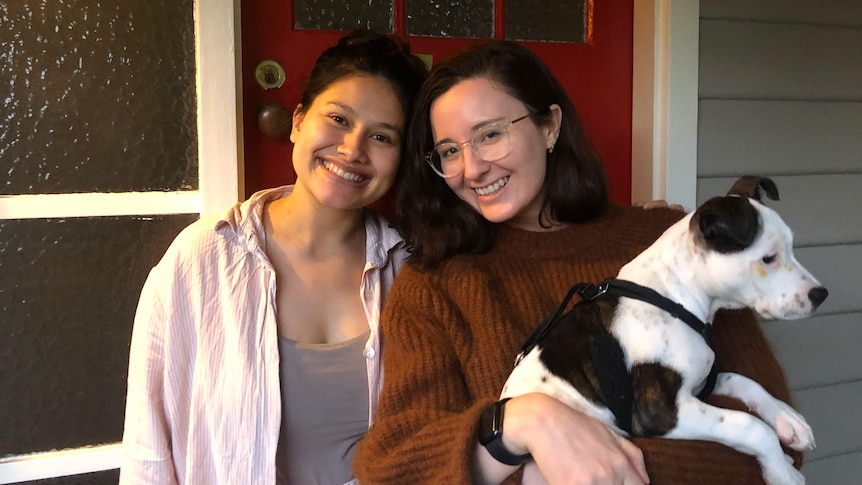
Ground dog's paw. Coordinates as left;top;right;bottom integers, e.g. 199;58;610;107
762;456;806;485
775;406;815;451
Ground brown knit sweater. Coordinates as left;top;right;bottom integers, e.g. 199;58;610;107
354;204;800;484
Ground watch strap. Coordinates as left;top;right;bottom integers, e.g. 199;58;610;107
481;398;533;466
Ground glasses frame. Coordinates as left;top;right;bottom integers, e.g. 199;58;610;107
424;113;533;179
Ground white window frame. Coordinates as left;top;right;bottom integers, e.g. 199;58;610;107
0;0;243;481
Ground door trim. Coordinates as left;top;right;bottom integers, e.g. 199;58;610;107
632;0;699;210
0;445;122;484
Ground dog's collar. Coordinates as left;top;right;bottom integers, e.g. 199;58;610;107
515;278;713;367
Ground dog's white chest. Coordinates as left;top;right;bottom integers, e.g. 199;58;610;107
612;301;715;390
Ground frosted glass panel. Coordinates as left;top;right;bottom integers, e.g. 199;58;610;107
0;214;198;455
0;1;198;195
407;0;494;38
506;0;588;42
295;0;394;32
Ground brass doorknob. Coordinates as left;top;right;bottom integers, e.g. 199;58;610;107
256;102;292;139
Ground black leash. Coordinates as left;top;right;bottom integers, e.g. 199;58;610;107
514;277;719;433
515;281;599;366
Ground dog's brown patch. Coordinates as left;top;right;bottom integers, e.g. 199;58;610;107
537;296;619;406
631;362;681;436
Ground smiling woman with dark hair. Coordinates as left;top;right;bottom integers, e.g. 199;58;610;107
354;40;801;485
120;30;427;485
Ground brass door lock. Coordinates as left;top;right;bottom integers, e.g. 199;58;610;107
254;59;286;90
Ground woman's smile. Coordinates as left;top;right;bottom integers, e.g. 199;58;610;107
321;159;367;184
473;176;510;197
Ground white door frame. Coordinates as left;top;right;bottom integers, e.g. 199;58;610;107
632;0;699;211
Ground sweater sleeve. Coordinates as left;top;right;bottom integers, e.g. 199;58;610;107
354;265;491;484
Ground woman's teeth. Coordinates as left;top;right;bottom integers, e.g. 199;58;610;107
323;160;366;183
474;176;509;196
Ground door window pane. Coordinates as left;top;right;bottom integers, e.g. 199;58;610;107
0;1;198;195
406;0;494;38
506;0;589;42
0;214;198;455
294;0;394;32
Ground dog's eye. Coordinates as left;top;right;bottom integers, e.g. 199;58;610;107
762;254;777;264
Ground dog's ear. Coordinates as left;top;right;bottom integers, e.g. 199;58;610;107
727;176;780;202
690;197;760;253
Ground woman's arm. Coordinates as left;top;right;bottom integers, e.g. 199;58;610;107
119;269;179;485
354;266;648;485
354;268;486;483
482;393;648;485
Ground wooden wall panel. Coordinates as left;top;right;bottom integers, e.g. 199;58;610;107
699;20;862;99
794;245;862;315
763;313;862;389
696;175;862;247
698;100;862;176
803;451;862;485
701;0;862;27
794;381;862;460
698;3;862;481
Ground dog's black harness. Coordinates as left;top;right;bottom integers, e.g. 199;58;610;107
514;277;718;434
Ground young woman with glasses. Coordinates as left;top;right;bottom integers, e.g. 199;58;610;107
354;41;800;484
120;31;427;485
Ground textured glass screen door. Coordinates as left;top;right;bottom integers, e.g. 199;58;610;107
0;3;197;483
0;0;240;482
241;0;634;206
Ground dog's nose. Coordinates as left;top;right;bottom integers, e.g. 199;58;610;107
809;286;829;308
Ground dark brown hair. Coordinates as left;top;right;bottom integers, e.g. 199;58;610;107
397;40;608;267
297;29;429;160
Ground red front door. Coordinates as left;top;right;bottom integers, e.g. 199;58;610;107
240;1;633;208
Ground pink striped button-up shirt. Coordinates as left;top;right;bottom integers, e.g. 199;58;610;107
120;186;407;485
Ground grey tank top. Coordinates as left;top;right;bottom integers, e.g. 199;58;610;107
275;331;370;485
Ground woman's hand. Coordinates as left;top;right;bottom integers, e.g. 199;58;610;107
507;393;649;485
633;199;685;212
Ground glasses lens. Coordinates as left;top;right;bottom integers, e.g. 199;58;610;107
474;124;510;162
426;144;462;177
425;149;448;177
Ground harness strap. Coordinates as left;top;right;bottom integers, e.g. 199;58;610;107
514;278;719;434
601;278;713;343
515;282;596;366
599;278;718;399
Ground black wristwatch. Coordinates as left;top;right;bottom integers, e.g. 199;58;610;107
478;398;533;466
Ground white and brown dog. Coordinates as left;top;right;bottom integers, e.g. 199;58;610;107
501;176;827;485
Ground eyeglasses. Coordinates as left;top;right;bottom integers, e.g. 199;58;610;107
425;113;532;178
